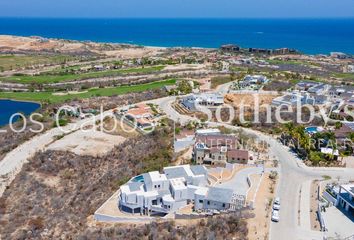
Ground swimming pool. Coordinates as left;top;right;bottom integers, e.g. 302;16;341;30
132;175;144;183
305;127;318;134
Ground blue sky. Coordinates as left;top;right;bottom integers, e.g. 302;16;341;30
1;0;354;18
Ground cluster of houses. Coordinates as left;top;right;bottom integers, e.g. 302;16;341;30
118;128;253;217
119;164;242;216
272;81;354;109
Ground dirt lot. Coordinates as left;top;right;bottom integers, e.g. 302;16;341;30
47;130;126;157
247;172;277;240
101;116;139;138
310;180;321;231
0;35;163;57
100;47;164;58
224;93;278;107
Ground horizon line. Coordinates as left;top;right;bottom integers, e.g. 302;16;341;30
1;16;354;20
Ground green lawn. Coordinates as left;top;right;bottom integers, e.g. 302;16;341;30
0;55;79;72
333;72;354;81
1;66;165;84
0;79;176;103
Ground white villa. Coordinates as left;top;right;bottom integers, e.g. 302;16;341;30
119;165;240;216
335;184;354;216
180;93;224;111
238;75;269;89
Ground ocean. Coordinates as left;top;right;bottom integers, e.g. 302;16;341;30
0;18;354;54
0;100;40;127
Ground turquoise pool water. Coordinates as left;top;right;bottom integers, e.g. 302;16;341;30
305;127;318;133
132;175;144;183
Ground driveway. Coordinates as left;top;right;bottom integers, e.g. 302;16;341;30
215;166;264;195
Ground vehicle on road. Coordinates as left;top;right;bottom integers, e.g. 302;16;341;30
271;210;280;222
273;197;280;210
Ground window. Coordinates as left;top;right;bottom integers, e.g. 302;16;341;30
158;185;160;188
199;200;203;203
154;185;157;188
222;203;226;208
207;201;210;205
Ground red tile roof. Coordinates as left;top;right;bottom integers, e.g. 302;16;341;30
227;149;249;160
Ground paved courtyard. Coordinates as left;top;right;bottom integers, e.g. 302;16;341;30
215;166;263;195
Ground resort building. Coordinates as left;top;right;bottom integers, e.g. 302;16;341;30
119;165;239;215
220;44;240;52
330;52;348;59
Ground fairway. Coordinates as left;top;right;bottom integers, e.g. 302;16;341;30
0;79;176;103
1;65;165;84
0;54;79;72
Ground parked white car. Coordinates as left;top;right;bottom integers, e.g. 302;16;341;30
273;197;280;210
271;210;280;222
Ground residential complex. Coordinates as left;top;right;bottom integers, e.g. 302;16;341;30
272;81;354;107
119;165;240;215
